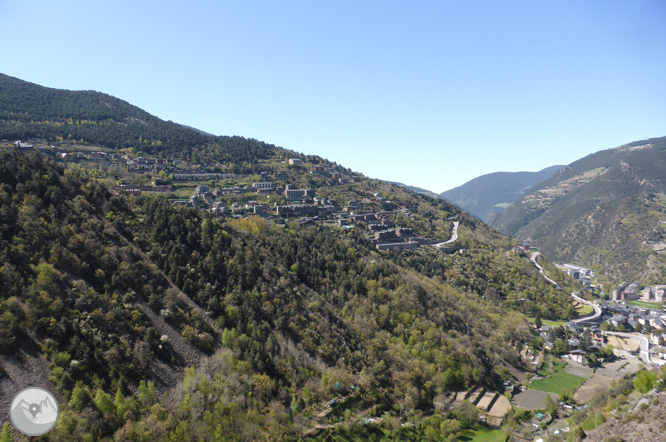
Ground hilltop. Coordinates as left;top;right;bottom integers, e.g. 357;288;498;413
0;73;294;167
491;137;666;285
440;166;563;223
0;74;580;440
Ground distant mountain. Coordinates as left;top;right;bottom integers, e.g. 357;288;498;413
439;166;564;223
386;181;440;198
491;136;666;284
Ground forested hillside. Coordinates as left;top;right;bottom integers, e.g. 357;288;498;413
0;150;579;440
0;73;585;440
492;137;666;284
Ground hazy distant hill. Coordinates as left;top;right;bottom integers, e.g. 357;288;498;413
491;136;666;284
386;180;440;198
439;166;563;223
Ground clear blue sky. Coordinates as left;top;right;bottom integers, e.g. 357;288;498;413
2;1;665;193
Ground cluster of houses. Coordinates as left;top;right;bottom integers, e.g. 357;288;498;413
612;281;642;301
533;296;666;367
611;281;665;303
335;209;433;251
309;164;356;184
538;323;606;365
179;181;436;253
602;302;666;333
640;285;665;302
115;183;173;195
561;264;595;290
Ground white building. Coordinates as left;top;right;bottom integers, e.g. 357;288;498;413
252;182;273;190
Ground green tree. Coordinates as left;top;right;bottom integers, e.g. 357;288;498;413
453;401;478;428
600;345;614;358
94;389;115;415
535;314;542;329
440;419;461;437
0;424;11;442
69;383;89;411
554;338;566;356
542;395;557;416
634;370;657;393
559;388;571;402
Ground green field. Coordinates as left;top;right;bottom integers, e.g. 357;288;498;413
585;167;606;175
460;426;508;442
627;300;664;310
527;317;567;327
575;304;594;316
530;372;586;395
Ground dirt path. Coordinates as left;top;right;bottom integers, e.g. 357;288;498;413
433;221;460;247
136;302;208;393
137;303;204;366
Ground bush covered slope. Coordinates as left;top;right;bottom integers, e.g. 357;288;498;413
0;151;579;440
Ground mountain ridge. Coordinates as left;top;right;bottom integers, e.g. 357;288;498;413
439;165;564;223
491;136;666;284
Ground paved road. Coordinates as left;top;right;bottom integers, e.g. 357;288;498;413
570;293;602;323
528;253;603;325
605;332;652;365
529;252;558;286
433;221;459;247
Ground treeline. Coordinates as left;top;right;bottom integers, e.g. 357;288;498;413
0;73;283;164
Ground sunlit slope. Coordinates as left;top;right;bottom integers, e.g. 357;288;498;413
492;137;666;283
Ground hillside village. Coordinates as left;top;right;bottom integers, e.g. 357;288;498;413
5;139;461;252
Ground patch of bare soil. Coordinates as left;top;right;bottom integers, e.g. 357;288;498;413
573;375;614;403
607;336;639;352
512;389;558;411
488;395;511;417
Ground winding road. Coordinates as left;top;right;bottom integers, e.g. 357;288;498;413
570;293;602;323
604;332;652;365
433;221;459;248
528;252;603;324
528;252;558;286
